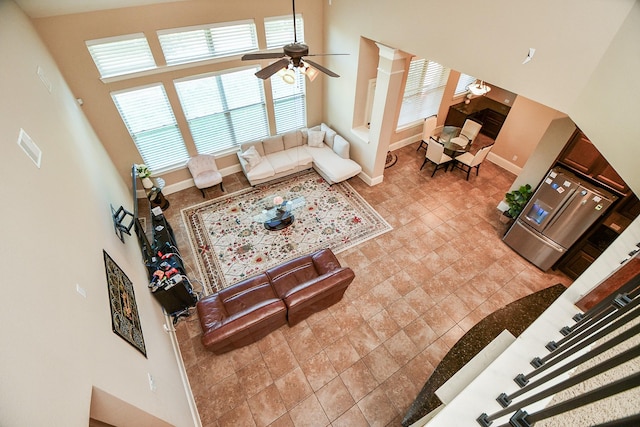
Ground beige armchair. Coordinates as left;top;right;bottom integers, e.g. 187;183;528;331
186;154;224;197
450;118;483;149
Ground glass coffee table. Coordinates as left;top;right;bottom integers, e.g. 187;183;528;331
253;196;306;231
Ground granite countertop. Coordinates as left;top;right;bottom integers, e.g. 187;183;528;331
452;97;511;116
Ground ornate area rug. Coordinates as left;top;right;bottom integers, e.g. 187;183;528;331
181;170;392;294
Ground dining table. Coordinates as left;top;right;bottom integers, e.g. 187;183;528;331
430;125;470;157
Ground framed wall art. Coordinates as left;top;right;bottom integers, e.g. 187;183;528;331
103;250;147;357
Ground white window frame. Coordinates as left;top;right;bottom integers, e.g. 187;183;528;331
270;70;307;134
174;66;270;155
86;33;156;78
455;73;477;97
264;14;304;48
397;58;451;129
111;83;189;173
157;20;258;66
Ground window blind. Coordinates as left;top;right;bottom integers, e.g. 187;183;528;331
158;20;258;66
455;73;477;96
264;14;304;48
271;71;307;134
397;58;450;128
86;34;156;78
174;67;270;154
111;84;189;172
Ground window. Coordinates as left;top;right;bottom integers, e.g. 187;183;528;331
86;34;156;78
158;20;258;66
174;67;270;154
455;73;477;96
271;72;307;133
264;14;304;48
111;84;189;172
397;58;451;128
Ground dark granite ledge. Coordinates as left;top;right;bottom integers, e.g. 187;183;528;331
402;283;567;426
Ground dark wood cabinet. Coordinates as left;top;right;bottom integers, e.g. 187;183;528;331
444;98;510;140
557;130;629;194
481;109;507;139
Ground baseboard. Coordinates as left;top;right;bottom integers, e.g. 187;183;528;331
389;133;421;151
487;153;522;176
149;164;242;197
357;170;384;186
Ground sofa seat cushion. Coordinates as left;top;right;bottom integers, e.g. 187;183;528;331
286;146;313;167
305;145;362;183
244;156;276;181
266;150;297;174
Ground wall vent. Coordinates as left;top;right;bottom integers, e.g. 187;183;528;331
17;129;42;168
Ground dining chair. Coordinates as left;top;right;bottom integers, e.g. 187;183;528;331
187;154;225;197
420;138;453;177
416;115;438;152
451;143;494;180
450;118;483;149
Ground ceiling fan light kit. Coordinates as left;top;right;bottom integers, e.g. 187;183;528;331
241;0;344;83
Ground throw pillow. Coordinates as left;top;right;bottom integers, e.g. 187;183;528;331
307;130;326;148
332;135;350;159
240;146;262;171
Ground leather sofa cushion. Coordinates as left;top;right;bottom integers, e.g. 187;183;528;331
218;274;276;315
266;256;319;299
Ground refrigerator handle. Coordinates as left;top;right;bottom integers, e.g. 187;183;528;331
542;187;577;231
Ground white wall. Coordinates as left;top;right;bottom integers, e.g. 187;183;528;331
0;2;194;426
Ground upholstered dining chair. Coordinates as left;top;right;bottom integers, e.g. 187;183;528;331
186;154;224;197
420;138;453;177
451;144;494;180
450;118;483;149
416;115;438;152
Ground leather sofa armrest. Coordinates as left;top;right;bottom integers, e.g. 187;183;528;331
282;267;355;305
196;294;227;333
311;248;342;276
200;299;285;348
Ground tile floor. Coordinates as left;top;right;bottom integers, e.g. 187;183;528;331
166;141;572;427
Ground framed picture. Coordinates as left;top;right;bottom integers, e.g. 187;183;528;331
103;250;147;357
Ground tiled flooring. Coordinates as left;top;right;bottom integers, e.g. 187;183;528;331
166;141;572;427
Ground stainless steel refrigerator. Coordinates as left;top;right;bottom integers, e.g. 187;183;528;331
503;167;616;271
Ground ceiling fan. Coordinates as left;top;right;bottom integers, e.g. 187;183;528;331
241;0;345;81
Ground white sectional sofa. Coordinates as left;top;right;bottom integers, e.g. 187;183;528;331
237;123;362;186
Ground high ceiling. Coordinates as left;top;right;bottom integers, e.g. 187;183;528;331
14;0;191;18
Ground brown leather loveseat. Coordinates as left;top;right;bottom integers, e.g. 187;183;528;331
197;248;355;354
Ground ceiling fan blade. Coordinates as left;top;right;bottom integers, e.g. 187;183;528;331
303;59;340;78
305;53;349;57
255;58;291;80
242;52;286;61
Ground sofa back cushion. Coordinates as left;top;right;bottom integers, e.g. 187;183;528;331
240;140;265;157
220;274;277;315
263;135;285;154
266;256;319;298
283;130;303;150
321;123;337;149
332;135;350;159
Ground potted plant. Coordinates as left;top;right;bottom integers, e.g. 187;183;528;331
136;164;154;189
504;184;533;219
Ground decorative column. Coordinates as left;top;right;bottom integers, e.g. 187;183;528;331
367;43;409;184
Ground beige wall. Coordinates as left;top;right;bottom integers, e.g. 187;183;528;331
1;2;194;426
32;0;325;189
493;95;568;169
